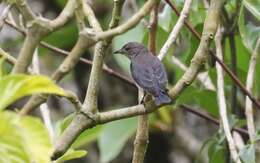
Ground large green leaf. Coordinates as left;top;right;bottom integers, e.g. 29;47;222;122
243;0;260;21
0;111;52;163
0;74;67;110
98;117;138;163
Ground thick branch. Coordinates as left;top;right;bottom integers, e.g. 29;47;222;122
49;0;77;29
165;0;260;110
81;0;124;113
12;34;41;73
81;0;157;42
19;35;89;115
52;0;125;159
4;19;135;86
169;0;221;99
51;0;221;160
132;115;149;163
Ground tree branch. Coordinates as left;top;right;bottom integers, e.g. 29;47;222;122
171;56;215;90
158;0;192;60
245;37;260;143
181;105;248;136
51;0;221;160
0;4;11;31
49;0;77;29
215;26;241;163
81;0;158;42
132;2;159;162
12;0;77;73
4;19;135;87
14;0;35;21
165;0;260;110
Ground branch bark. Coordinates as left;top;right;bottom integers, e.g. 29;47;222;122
158;0;192;60
4;19;135;87
51;0;221;160
19;0;156;114
165;0;260;110
215;26;241;163
245;37;260;143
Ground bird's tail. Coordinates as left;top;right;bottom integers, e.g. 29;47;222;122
154;92;172;106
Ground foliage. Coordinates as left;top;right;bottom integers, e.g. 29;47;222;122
0;0;260;162
0;74;68;110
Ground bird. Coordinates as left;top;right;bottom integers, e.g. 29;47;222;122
114;42;171;106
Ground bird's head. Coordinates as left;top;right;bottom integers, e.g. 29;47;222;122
113;42;147;59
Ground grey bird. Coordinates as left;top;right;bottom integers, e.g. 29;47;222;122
114;42;171;106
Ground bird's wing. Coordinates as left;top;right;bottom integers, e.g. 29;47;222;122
130;61;158;95
152;58;168;90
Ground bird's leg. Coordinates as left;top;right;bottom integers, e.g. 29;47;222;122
140;92;147;104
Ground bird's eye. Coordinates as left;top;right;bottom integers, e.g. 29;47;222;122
125;47;130;51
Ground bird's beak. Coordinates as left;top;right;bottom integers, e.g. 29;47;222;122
113;49;124;54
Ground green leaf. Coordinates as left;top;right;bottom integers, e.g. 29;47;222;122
194;90;218;117
98;117;137;163
243;0;260;21
56;113;102;149
240;144;255;163
176;85;197;104
0;74;67;110
209;144;226;163
18;114;53;162
72;126;102;149
0;111;52;163
56;149;87;163
43;23;77;49
55;113;75;136
239;6;260;53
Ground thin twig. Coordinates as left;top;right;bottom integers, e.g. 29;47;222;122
51;0;221;160
81;0;158;41
51;0;125;159
245;37;260;143
215;26;241;163
0;4;11;31
158;0;192;60
32;48;55;143
12;0;77;73
164;0;260;110
4;19;135;87
181;105;248;136
13;0;155;113
172;56;215;90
